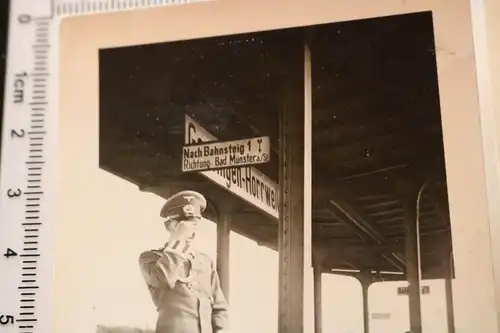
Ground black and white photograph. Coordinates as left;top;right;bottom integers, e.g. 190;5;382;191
56;1;498;333
101;13;451;332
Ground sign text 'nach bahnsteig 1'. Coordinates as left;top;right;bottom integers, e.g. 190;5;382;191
182;136;271;172
184;115;279;219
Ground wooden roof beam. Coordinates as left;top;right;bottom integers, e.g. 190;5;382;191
328;196;385;243
325;268;405;283
325;190;406;272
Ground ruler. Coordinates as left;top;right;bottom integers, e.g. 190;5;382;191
0;1;199;332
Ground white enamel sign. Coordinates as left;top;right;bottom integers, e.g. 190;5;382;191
184;115;279;219
182;136;271;172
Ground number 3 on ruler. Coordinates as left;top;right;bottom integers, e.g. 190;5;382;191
6;188;22;198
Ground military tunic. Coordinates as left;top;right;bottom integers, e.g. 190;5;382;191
139;249;229;333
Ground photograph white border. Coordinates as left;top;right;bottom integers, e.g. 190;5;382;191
58;0;500;331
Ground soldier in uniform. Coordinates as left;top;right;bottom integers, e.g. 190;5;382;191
139;190;230;333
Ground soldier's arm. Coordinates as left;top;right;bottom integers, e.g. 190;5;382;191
210;260;230;333
138;250;178;289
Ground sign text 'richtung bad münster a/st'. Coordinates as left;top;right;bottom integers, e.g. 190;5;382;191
184;115;279;219
182;136;271;172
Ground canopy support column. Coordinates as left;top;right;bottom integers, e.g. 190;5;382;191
313;262;323;333
359;274;371;333
277;40;309;333
444;250;455;333
216;211;231;302
399;186;422;333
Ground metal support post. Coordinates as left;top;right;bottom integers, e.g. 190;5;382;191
358;272;372;333
444;250;455;333
277;40;308;333
403;193;423;333
313;263;323;333
361;277;371;333
216;211;231;302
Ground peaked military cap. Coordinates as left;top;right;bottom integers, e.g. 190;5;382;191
160;190;207;219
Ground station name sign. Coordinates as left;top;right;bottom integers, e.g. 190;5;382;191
397;285;430;295
184;115;279;219
182;136;270;172
371;313;391;320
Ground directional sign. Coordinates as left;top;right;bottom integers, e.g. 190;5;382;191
182;136;271;172
371;313;391;320
397;285;430;295
185;115;279;219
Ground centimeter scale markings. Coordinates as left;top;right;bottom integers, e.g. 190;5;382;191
2;2;56;332
54;0;196;16
16;17;50;333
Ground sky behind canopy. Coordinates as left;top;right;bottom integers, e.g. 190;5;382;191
86;170;450;333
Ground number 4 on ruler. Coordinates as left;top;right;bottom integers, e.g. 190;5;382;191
3;248;18;258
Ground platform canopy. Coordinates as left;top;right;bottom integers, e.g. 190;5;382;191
99;12;453;282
